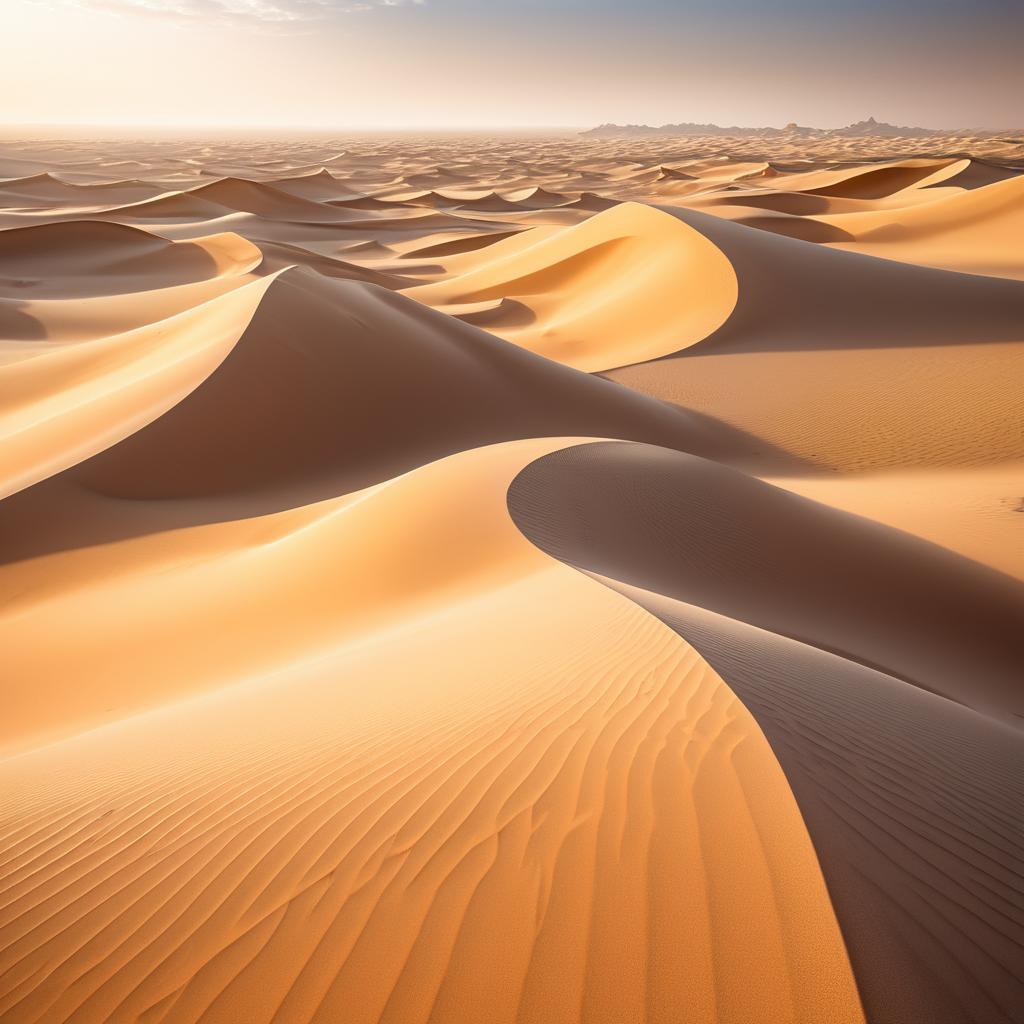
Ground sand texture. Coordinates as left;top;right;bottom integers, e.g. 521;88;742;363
1;130;1022;1024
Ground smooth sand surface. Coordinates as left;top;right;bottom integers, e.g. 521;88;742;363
408;203;738;371
1;130;1021;1023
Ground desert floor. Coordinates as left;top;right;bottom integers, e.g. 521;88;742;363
0;130;1022;1024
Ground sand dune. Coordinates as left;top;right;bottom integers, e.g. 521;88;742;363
768;157;960;198
411;198;1024;372
508;441;1024;721
188;178;363;222
91;190;240;223
0;274;275;499
0;172;162;207
596;587;1024;1024
263;168;356;200
0;221;260;297
31;268;752;505
0;441;863;1023
0;272;265;345
603;208;1024;471
398;228;524;259
410;203;738;371
652;205;1024;353
933;157;1022;190
609;337;1024;471
820;174;1024;278
509;439;1024;1023
770;461;1024;580
1;130;1021;1024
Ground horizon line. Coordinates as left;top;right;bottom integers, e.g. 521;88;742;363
1;119;1021;136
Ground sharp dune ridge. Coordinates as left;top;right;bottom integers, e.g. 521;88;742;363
593;584;1024;1024
0;131;1021;1024
506;442;1024;722
0;221;261;297
507;442;1024;1021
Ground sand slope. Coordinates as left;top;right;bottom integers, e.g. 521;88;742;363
409;203;737;371
508;440;1024;1024
0;221;260;297
0;274;274;500
0;441;863;1024
14;267;752;508
507;442;1024;722
599;209;1024;472
599;587;1024;1024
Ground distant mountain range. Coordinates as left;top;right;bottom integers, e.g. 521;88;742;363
581;117;996;139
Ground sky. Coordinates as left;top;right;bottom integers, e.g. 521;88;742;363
3;0;1023;130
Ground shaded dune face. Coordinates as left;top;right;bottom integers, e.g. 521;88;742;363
605;589;1024;1024
602;208;1024;473
653;204;1024;355
506;442;1024;722
49;267;739;506
507;440;1024;1024
0;221;260;297
1;133;1023;1024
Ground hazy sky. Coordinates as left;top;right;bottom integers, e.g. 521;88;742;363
4;0;1023;129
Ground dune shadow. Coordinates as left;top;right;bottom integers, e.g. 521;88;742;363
0;297;47;340
454;297;538;330
654;204;1024;354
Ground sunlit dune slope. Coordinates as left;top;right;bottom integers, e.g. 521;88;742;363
819;174;1024;279
408;203;738;371
0;441;863;1024
601;209;1024;471
0;273;274;500
597;584;1024;1024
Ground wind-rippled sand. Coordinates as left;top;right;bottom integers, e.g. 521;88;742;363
1;131;1021;1024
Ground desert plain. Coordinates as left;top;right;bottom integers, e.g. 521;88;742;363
0;127;1022;1024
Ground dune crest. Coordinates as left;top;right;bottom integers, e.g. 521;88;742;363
0;273;275;499
409;203;738;371
508;439;1024;1024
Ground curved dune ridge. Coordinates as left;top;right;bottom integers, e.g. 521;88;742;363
0;274;275;499
820;174;1024;278
20;266;750;506
1;131;1022;1024
187;178;364;222
650;204;1024;354
508;440;1024;1024
603;208;1024;472
506;440;1024;724
408;203;738;371
0;172;163;207
0;221;261;297
774;157;962;198
0;441;864;1024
